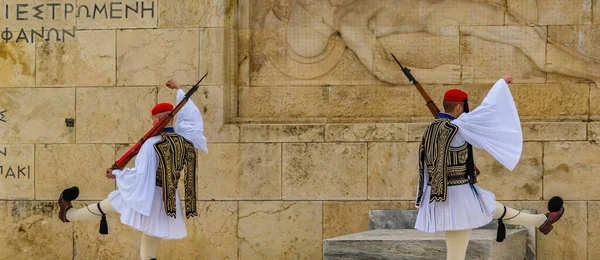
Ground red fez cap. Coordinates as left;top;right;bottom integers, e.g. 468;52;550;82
443;89;468;102
152;102;173;115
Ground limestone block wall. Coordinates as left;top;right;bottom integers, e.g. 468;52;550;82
0;0;600;259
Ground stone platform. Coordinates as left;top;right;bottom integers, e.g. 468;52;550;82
323;229;527;260
323;209;535;260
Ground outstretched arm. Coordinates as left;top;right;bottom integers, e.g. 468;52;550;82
452;74;523;171
166;80;209;153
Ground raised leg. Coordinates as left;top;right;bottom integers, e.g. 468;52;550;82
494;196;565;235
445;229;472;260
65;198;116;221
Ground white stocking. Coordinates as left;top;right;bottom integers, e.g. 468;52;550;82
445;229;472;260
140;234;161;260
493;202;547;227
65;198;116;221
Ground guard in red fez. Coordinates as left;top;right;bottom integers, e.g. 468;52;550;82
443;89;468;102
415;75;565;260
57;80;208;260
152;102;174;115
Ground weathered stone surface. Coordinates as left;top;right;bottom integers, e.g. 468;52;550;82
0;88;75;143
460;26;546;84
35;144;115;200
549;25;600;60
368;210;419;230
2;0;76;30
589;81;600;116
476;143;543;200
589;122;600;140
511;83;589;117
500;201;587;260
0;145;34;199
241;124;325;142
282;143;367;200
323;229;527;260
0;201;73;260
546;44;599;90
0;41;35;87
238;201;322;260
522;122;587;141
117;29;199;86
329;86;414;118
200;28;224;85
588;201;600;258
322;201;412;239
37;30;116;87
115;144;136;169
379;32;459;70
158;202;238;260
238;87;329;119
408;123;430;141
367;143;419;200
159;0;226;28
325;123;407;142
248;0;381;86
595;0;600;24
76;0;158;29
507;0;592;25
544;142;600;200
419;0;506;26
77;87;157;143
198;144;281;200
73;204;141;260
158;85;239;143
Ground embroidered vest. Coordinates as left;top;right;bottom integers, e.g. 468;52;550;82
154;131;198;218
416;118;474;207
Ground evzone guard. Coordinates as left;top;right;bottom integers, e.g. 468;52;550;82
414;74;565;260
56;78;208;260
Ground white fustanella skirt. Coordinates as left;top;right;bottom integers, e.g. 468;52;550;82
108;186;187;239
415;182;497;233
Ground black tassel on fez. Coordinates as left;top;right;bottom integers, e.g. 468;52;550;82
97;203;108;235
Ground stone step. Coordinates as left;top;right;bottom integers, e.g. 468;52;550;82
323;229;527;260
368;209;536;260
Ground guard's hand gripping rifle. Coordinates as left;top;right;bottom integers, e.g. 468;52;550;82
391;54;480;176
110;72;209;170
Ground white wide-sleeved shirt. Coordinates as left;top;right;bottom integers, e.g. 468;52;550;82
108;89;208;239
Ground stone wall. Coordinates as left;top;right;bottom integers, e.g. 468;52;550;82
1;0;600;259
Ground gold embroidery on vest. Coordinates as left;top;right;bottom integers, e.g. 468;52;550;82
154;132;198;218
416;118;460;206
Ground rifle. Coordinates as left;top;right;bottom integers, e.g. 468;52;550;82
110;72;209;170
391;54;480;175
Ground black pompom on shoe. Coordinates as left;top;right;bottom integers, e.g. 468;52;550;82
548;196;563;212
58;186;79;223
62;186;80;201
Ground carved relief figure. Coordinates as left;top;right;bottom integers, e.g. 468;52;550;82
259;0;600;85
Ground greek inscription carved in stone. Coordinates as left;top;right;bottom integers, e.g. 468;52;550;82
0;1;155;42
0;165;30;179
0;109;6;123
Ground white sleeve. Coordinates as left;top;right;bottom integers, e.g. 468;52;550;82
174;89;209;153
452;79;523;171
111;140;159;216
